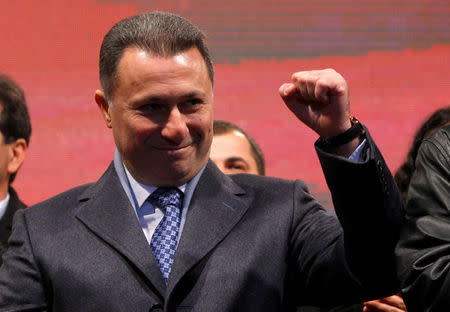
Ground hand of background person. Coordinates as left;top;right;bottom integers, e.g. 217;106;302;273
363;293;407;312
279;68;351;139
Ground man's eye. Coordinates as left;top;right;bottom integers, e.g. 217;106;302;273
226;161;248;172
181;99;201;109
141;103;162;111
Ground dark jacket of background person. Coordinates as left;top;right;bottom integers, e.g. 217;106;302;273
0;188;25;265
394;107;450;207
0;73;31;265
396;124;450;312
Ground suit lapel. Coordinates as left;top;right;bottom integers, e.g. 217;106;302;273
0;201;15;247
75;163;167;297
0;188;25;247
168;161;250;295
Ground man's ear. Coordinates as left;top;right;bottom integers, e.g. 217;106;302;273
7;138;27;176
95;90;112;128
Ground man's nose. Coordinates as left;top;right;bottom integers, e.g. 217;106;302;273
161;107;189;144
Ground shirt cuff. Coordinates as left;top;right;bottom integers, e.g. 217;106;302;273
348;139;367;162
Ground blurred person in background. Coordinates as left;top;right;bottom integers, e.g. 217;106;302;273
211;120;265;176
395;106;450;312
0;74;31;265
394;106;450;206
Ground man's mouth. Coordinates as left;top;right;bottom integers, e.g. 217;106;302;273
154;143;192;151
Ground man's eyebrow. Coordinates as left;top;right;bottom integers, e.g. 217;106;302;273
179;91;206;99
137;96;165;103
225;157;249;164
135;91;205;104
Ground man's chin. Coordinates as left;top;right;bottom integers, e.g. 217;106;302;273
130;153;208;186
153;172;194;187
150;164;200;187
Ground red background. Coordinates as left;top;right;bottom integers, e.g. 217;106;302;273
1;0;449;208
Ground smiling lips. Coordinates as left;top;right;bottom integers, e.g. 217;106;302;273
151;144;194;159
157;145;194;161
154;143;192;151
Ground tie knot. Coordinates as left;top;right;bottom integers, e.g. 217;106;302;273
149;187;183;209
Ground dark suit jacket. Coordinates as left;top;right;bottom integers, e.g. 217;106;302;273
0;187;26;266
396;124;450;312
0;133;402;312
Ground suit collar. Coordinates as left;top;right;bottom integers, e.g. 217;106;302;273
75;163;167;298
0;187;26;245
0;187;26;262
74;160;250;301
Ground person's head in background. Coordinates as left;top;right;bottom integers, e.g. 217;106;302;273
211;120;265;175
0;74;31;199
395;105;450;205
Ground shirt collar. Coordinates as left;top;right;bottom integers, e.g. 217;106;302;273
0;192;10;220
123;165;187;209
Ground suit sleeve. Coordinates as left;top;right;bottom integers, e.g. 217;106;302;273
396;128;450;312
0;209;48;311
305;127;403;303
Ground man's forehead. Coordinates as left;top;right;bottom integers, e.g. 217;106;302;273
115;47;210;86
229;130;246;139
213;131;252;152
215;130;248;142
118;46;206;71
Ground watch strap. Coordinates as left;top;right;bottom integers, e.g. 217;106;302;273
317;116;365;149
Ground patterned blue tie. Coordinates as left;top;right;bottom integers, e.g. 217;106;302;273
149;187;183;282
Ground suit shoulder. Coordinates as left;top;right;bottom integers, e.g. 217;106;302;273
228;173;308;194
24;183;93;216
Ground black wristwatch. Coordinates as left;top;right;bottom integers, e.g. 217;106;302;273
317;116;365;149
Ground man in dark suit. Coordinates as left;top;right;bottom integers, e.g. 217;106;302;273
0;12;402;311
0;74;31;265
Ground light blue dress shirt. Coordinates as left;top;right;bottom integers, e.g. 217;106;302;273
113;149;205;245
0;193;10;221
349;139;367;162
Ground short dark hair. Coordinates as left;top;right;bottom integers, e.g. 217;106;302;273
394;106;450;206
213;120;265;176
99;11;214;102
0;74;32;183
